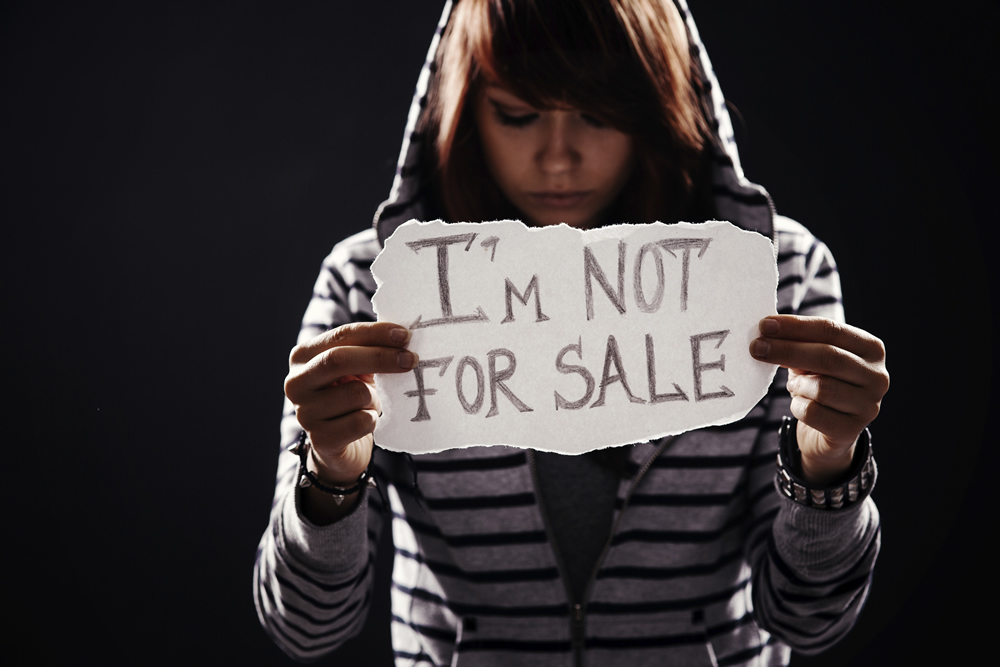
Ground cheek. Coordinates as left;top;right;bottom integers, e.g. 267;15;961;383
474;103;507;186
480;132;527;188
597;135;636;191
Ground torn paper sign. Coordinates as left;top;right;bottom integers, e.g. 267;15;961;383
372;219;777;455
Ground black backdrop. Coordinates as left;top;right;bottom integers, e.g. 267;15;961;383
5;1;997;665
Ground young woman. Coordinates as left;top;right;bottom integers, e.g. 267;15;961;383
256;1;888;665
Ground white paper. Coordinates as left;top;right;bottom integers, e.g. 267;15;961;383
372;219;777;455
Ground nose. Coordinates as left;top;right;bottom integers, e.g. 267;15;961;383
537;113;580;175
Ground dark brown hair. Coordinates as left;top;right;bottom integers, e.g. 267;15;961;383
424;0;711;225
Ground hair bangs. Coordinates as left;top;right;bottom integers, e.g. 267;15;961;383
470;0;656;134
428;0;710;225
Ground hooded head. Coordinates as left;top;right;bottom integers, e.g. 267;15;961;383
430;0;709;226
375;0;773;244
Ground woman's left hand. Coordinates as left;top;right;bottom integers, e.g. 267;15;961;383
749;315;889;485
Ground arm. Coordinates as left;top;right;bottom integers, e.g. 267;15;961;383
743;222;886;653
744;376;881;654
253;446;381;661
253;245;416;660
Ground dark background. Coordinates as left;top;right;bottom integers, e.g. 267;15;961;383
5;1;997;664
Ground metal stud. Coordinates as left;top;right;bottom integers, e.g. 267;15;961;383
829;486;845;510
298;474;312;488
792;482;808;504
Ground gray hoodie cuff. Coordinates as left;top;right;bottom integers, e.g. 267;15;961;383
773;495;880;581
276;483;370;576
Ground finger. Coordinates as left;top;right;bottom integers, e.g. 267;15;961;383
307;410;379;460
293;380;380;427
759;316;886;363
789;395;865;447
286;345;418;398
787;371;881;422
290;321;411;365
750;338;872;386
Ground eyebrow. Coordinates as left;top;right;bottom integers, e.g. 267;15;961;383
484;90;536;110
488;99;530;112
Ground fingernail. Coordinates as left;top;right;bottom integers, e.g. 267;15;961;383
390;327;410;344
397;350;417;369
759;318;780;335
750;339;770;359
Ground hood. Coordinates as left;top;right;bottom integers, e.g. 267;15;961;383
373;0;774;247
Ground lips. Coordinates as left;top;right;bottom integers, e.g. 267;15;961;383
528;190;592;209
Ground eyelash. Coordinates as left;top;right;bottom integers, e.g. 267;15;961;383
495;109;539;128
494;108;607;129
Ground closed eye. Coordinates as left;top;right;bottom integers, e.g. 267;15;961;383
495;108;539;128
580;113;606;128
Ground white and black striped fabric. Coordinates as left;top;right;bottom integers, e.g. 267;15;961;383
254;217;879;666
254;1;880;665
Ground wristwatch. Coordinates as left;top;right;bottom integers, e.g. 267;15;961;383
775;416;876;509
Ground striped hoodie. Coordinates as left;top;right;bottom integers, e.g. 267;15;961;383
254;2;880;665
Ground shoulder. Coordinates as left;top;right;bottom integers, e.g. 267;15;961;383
774;215;820;258
772;215;845;320
299;228;380;342
322;227;381;273
773;214;838;271
315;228;380;300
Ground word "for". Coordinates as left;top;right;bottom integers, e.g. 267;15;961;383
404;330;733;422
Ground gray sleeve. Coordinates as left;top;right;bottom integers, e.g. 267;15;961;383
754;494;880;654
744;219;881;653
253;447;385;661
253;234;386;661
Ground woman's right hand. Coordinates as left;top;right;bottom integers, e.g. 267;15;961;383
284;322;416;522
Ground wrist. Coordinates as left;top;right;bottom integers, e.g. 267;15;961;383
290;431;375;525
291;431;376;503
301;483;364;526
776;417;876;510
308;445;370;487
799;442;856;486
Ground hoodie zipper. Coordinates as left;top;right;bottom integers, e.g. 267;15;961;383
528;437;675;667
